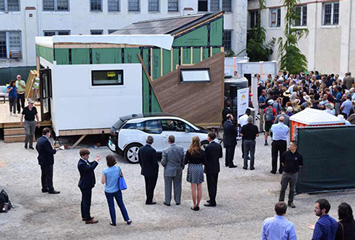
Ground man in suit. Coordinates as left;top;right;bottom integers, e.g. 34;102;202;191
36;127;60;194
223;113;237;168
222;100;232;125
138;136;159;205
204;132;222;207
344;72;354;90
161;135;184;206
77;148;100;224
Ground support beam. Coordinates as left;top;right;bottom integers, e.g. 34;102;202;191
72;134;87;148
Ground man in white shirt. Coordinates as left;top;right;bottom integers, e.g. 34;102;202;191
238;109;251;159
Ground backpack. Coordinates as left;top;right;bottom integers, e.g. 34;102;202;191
265;107;275;122
0;189;13;212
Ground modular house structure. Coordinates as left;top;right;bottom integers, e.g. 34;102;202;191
35;12;225;136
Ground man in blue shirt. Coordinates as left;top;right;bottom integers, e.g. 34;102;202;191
340;95;353;117
258;90;267;133
270;116;289;174
308;199;338;240
261;202;297;240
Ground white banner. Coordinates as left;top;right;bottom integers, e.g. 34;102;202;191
237;88;249;118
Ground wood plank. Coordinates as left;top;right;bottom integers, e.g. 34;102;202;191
72;134;87;148
58;128;110;136
4;128;25;135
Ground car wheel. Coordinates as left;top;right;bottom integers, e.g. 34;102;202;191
124;143;142;164
201;140;209;151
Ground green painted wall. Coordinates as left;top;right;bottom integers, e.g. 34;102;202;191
124;48;140;63
92;48;122;64
212;47;221;56
182;48;191;64
203;47;209;60
172;48;179;70
162;49;171;75
210;18;223;46
152;48;161;80
142;48;150;114
193;47;201;64
173;26;208;47
54;49;69;65
36;45;53;63
72;49;90;64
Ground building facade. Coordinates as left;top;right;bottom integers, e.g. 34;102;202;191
0;0;247;83
247;0;354;76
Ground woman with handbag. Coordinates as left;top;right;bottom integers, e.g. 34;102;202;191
335;202;355;240
101;154;132;226
6;80;18;116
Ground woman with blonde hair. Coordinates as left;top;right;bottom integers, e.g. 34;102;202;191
184;136;205;211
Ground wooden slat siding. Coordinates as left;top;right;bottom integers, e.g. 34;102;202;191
190;47;193;64
150;52;224;125
137;54;164;112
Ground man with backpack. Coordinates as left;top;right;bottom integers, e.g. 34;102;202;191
263;100;277;146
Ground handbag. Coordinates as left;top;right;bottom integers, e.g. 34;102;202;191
119;176;127;190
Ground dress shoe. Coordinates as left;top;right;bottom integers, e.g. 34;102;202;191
48;190;60;194
85;219;99;224
264;143;269;146
163;202;171;206
191;206;200;211
243;166;248;170
24;144;28;149
176;203;180;205
109;222;116;226
145;202;157;205
250;167;255;170
204;203;216;207
126;220;132;225
82;217;94;221
42;189;49;193
29;147;34;150
279;171;283;174
288;202;296;208
229;165;237;168
270;171;276;174
206;200;210;203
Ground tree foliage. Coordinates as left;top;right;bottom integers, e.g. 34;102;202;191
278;0;309;74
246;0;275;61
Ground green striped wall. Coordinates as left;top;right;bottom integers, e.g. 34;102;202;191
36;45;53;63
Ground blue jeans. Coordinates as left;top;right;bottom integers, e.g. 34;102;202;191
105;190;129;224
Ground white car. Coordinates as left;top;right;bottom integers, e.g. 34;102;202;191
108;114;210;163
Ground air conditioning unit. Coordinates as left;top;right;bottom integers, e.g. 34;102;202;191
10;50;21;59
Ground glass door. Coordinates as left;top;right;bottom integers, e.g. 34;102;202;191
40;68;52;121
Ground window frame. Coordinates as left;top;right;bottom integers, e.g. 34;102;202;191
293;5;307;27
90;0;102;11
322;2;339;26
248;10;259;29
108;0;120;12
0;31;22;59
91;69;124;86
0;0;20;12
269;8;281;28
148;0;159;12
128;0;140;12
180;68;211;83
223;29;232;51
43;30;70;36
43;0;69;11
90;30;103;35
222;0;231;12
168;0;178;12
108;29;118;34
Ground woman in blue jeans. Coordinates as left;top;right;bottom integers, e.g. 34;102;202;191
101;154;132;226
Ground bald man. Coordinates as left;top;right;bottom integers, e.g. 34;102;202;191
270;116;289;174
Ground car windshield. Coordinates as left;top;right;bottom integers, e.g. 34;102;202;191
112;118;125;130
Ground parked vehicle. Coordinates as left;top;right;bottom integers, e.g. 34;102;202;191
108;114;209;163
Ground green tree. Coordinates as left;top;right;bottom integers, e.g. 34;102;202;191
246;0;275;61
278;0;309;74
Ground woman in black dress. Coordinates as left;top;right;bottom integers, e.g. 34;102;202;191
185;136;205;211
335;202;355;240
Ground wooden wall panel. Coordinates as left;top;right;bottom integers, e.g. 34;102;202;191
150;52;224;126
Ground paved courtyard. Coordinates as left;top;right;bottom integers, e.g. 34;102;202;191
0;135;353;240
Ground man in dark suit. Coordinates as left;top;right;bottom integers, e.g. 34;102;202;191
204;132;222;207
222;100;232;125
138;136;159;205
36;127;60;194
223;114;237;168
77;148;100;224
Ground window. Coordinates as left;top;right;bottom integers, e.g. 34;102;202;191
210;0;219;12
223;30;232;50
323;2;339;25
249;10;259;28
43;30;70;36
270;8;281;28
108;0;119;11
293;5;307;26
198;0;207;11
92;70;123;86
43;0;69;11
168;0;178;12
90;0;102;11
144;120;162;134
222;0;231;12
0;31;21;59
128;0;139;12
180;69;210;82
90;30;103;35
0;0;20;11
108;29;118;34
148;0;159;12
161;120;187;132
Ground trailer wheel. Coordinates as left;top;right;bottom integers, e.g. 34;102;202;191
124;143;142;164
